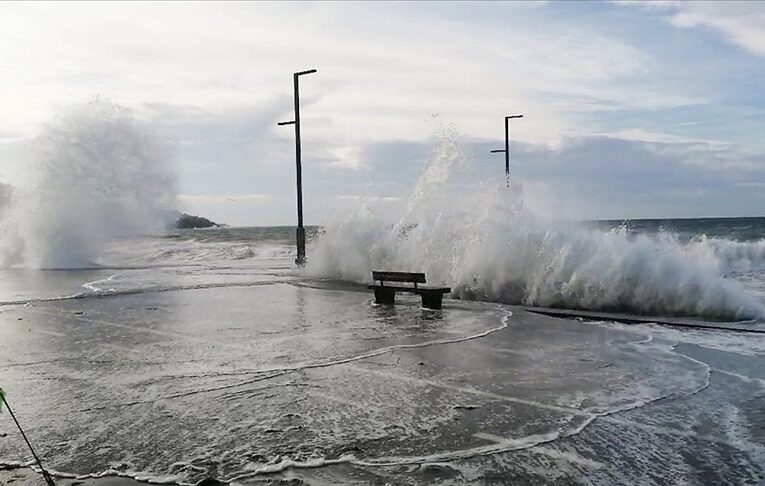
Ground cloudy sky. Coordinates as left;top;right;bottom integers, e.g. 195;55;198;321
1;1;764;225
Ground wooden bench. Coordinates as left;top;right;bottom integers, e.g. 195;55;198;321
367;271;451;310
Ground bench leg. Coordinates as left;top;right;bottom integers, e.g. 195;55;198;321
374;288;395;305
421;291;444;310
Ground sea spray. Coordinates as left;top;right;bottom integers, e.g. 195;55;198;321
0;99;177;268
685;236;765;274
308;134;765;320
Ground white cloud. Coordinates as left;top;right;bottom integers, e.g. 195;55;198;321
596;128;731;148
1;2;763;224
617;1;765;59
670;3;765;58
0;1;697;147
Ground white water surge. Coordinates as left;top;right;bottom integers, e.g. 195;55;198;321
309;134;765;320
0;99;177;269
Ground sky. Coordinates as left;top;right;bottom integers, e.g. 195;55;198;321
0;1;764;225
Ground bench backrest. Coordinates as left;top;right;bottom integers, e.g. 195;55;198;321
372;271;426;284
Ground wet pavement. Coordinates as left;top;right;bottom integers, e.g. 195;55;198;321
1;282;764;485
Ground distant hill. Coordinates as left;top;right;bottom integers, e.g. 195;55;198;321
175;213;218;229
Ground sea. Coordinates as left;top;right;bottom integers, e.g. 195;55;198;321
1;218;764;319
1;105;765;484
0;217;764;485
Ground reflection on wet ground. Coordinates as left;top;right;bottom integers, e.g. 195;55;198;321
0;282;764;485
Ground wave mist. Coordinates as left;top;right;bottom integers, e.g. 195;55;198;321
309;134;765;321
0;99;177;268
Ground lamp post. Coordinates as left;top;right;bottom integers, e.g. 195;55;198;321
278;69;317;266
490;114;523;186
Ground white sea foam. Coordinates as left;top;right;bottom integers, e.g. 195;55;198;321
308;133;765;320
0;99;177;269
687;236;765;274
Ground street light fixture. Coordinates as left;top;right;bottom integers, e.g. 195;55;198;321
490;114;523;186
278;69;317;266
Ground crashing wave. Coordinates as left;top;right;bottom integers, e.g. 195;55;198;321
308;134;765;321
0;99;177;269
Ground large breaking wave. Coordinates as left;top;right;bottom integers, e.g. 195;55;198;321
308;134;765;320
0;99;177;269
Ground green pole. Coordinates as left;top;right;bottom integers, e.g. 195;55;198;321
1;391;57;486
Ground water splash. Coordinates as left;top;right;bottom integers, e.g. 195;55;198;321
0;99;177;268
308;133;765;321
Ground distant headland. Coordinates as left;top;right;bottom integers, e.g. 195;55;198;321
175;213;218;229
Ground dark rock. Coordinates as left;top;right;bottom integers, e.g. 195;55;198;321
176;214;217;229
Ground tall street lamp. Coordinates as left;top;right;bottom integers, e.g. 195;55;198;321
490;114;523;186
278;69;317;266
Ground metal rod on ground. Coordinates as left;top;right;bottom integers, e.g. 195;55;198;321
1;393;56;486
277;68;317;267
490;114;523;186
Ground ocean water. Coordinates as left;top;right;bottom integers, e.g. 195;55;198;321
0;105;762;320
0;221;764;485
306;136;765;323
1;217;762;320
1;104;764;484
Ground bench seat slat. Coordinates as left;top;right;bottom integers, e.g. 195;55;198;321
372;271;426;284
367;284;451;293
